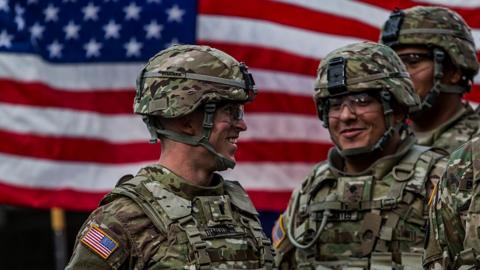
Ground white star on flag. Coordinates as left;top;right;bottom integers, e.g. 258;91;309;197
0;0;9;12
166;5;185;23
84;39;102;58
14;4;26;30
64;21;80;40
0;30;12;48
47;40;63;58
144;20;163;39
165;37;179;48
124;2;141;20
124;38;142;57
82;2;100;21
44;4;59;22
103;20;121;39
29;22;44;39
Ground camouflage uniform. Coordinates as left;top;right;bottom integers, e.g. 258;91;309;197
66;45;274;269
425;136;480;269
380;6;480;153
272;42;447;269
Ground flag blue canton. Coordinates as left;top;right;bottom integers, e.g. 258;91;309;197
0;0;197;62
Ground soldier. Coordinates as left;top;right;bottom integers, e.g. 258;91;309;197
380;6;480;153
425;135;480;269
272;42;447;269
66;45;275;269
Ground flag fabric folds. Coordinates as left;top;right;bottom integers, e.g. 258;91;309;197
1;0;480;212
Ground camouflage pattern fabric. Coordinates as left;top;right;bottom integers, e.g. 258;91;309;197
425;136;480;269
135;45;253;118
380;6;479;79
66;164;274;269
314;41;421;119
416;104;480;153
274;135;447;269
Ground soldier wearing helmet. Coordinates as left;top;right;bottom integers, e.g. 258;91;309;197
66;45;274;269
380;6;480;153
272;42;447;269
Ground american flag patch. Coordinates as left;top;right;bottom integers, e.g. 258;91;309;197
81;224;119;259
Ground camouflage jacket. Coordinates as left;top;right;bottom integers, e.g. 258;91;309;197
273;135;447;270
425;135;480;270
415;103;480;153
66;165;274;270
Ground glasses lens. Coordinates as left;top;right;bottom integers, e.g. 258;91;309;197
328;93;379;118
219;104;244;122
398;53;432;67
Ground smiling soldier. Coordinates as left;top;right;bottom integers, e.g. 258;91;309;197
380;6;480;153
272;42;447;270
66;45;274;270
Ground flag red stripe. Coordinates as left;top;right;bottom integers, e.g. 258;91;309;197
84;233;110;256
357;0;480;28
198;41;319;76
0;79;134;114
0;181;292;211
0;181;104;210
0;129;332;163
199;0;380;41
0;80;317;115
464;85;480;104
246;190;292;211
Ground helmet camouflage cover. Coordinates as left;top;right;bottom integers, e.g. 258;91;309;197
314;42;421;120
380;6;479;78
134;45;256;118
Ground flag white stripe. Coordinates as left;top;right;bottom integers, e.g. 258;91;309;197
0;53;142;90
274;0;389;28
197;15;364;60
414;0;480;8
221;162;314;191
0;103;330;143
0;152;315;192
274;0;480;46
0;54;317;96
1;52;480;93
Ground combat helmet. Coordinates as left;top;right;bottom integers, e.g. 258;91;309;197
134;44;256;171
380;6;479;108
314;41;421;157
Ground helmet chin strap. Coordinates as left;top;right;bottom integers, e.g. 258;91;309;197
421;48;466;109
143;103;236;171
335;90;404;157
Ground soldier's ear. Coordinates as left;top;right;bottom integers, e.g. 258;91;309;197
179;110;203;136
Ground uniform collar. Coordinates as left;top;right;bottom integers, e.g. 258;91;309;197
136;164;225;200
327;134;416;180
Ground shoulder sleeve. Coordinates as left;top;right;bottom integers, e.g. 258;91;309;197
66;201;131;270
66;196;161;270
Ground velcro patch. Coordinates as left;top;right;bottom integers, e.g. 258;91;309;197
81;224;119;260
272;214;286;248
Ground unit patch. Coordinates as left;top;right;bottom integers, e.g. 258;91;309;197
272;214;286;248
81;224;119;259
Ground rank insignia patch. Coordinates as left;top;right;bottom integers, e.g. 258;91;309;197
81;224;118;259
272;214;286;248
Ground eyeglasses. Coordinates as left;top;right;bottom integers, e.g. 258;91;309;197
398;52;433;67
328;92;380;118
217;104;245;123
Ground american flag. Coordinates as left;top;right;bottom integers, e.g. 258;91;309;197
81;224;118;259
1;0;480;218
